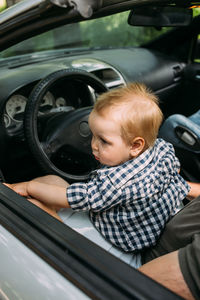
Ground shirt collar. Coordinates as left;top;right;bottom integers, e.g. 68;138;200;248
91;139;171;188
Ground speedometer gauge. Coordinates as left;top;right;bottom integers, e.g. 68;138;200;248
4;114;10;128
6;94;27;122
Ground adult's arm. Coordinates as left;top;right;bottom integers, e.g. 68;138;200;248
186;182;200;200
139;250;195;300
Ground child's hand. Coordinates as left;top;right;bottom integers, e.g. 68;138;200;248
3;182;29;197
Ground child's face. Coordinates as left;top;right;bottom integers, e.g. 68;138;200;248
89;110;133;166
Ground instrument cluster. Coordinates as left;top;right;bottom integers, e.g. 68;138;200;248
4;91;68;131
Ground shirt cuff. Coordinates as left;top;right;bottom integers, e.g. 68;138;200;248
67;182;90;211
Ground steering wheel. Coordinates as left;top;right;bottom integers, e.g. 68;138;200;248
24;68;108;182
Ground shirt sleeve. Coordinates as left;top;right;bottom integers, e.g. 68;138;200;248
66;172;123;212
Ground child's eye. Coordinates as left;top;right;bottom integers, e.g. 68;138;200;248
100;138;108;144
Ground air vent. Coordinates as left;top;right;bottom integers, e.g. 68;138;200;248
92;67;126;89
172;63;185;82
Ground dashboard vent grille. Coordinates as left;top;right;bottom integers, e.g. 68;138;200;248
172;64;185;82
91;68;126;89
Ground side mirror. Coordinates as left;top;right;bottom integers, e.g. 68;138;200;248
128;6;193;27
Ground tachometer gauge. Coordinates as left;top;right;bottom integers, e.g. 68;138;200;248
39;91;55;112
6;94;27;122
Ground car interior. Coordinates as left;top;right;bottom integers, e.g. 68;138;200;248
0;5;199;185
0;1;199;299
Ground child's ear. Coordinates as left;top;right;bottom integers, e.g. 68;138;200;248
130;137;145;158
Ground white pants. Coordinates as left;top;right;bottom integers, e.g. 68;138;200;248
59;208;142;269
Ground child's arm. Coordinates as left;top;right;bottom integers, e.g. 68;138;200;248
4;182;29;197
4;181;70;209
27;180;70;209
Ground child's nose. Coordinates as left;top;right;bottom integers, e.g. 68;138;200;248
91;136;98;151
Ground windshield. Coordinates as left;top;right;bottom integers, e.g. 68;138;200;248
0;11;171;59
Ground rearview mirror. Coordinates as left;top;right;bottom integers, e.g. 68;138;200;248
128;6;192;27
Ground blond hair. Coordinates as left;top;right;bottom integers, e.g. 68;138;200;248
93;82;163;148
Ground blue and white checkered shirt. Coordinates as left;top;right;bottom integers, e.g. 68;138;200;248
67;138;190;252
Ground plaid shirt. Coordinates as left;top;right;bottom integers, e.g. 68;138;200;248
67;138;190;252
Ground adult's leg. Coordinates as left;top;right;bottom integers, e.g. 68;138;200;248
139;251;195;300
32;174;69;188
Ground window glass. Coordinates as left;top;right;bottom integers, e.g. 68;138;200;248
0;11;172;59
192;8;200;62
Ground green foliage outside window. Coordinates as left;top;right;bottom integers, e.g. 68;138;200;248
0;0;6;12
2;9;197;58
80;11;170;47
193;7;200;17
192;8;200;63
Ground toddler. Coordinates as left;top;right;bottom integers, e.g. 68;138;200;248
5;83;190;253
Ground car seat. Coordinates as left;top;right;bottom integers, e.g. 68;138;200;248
158;109;200;181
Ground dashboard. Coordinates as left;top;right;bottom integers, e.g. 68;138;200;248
2;48;183;137
3;78;97;136
0;47;189;183
2;56;127;136
0;48;185;147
